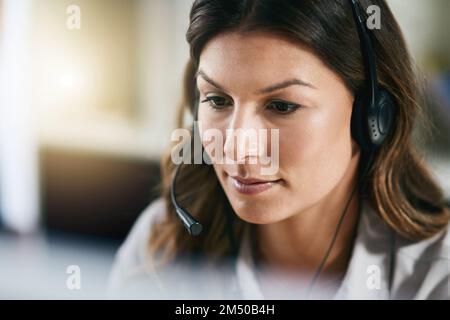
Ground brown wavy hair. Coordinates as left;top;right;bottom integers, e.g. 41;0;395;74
148;0;450;267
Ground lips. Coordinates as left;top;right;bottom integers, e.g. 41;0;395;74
228;175;282;195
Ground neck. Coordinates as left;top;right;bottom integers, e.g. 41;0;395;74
255;154;362;284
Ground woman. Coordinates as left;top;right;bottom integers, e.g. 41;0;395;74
109;0;450;299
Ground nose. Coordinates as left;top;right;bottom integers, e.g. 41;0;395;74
223;104;269;164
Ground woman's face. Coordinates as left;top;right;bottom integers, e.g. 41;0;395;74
197;31;359;224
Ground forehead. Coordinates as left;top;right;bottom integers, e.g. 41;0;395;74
198;31;328;88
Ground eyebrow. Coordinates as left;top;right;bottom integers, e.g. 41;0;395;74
195;69;316;94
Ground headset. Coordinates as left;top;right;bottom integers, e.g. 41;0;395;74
170;0;398;297
349;0;396;151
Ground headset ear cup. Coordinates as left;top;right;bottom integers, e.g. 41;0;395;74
375;88;397;143
351;89;397;151
351;92;369;150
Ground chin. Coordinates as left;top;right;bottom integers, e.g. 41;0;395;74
228;198;285;225
236;211;276;225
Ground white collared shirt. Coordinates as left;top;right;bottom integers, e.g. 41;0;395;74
108;198;450;299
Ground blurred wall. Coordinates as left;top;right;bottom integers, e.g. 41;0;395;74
32;0;191;160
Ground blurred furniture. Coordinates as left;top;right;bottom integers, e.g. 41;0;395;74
39;147;161;240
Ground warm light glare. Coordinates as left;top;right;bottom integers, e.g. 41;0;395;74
58;71;84;93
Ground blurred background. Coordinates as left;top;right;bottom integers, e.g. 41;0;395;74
0;0;449;299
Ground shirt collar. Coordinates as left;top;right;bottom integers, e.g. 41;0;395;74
235;199;394;299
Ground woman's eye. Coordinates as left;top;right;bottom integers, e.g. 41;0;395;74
266;100;301;114
201;96;232;109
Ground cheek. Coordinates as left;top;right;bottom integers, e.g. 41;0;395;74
280;107;353;198
197;118;227;165
198;108;224;147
